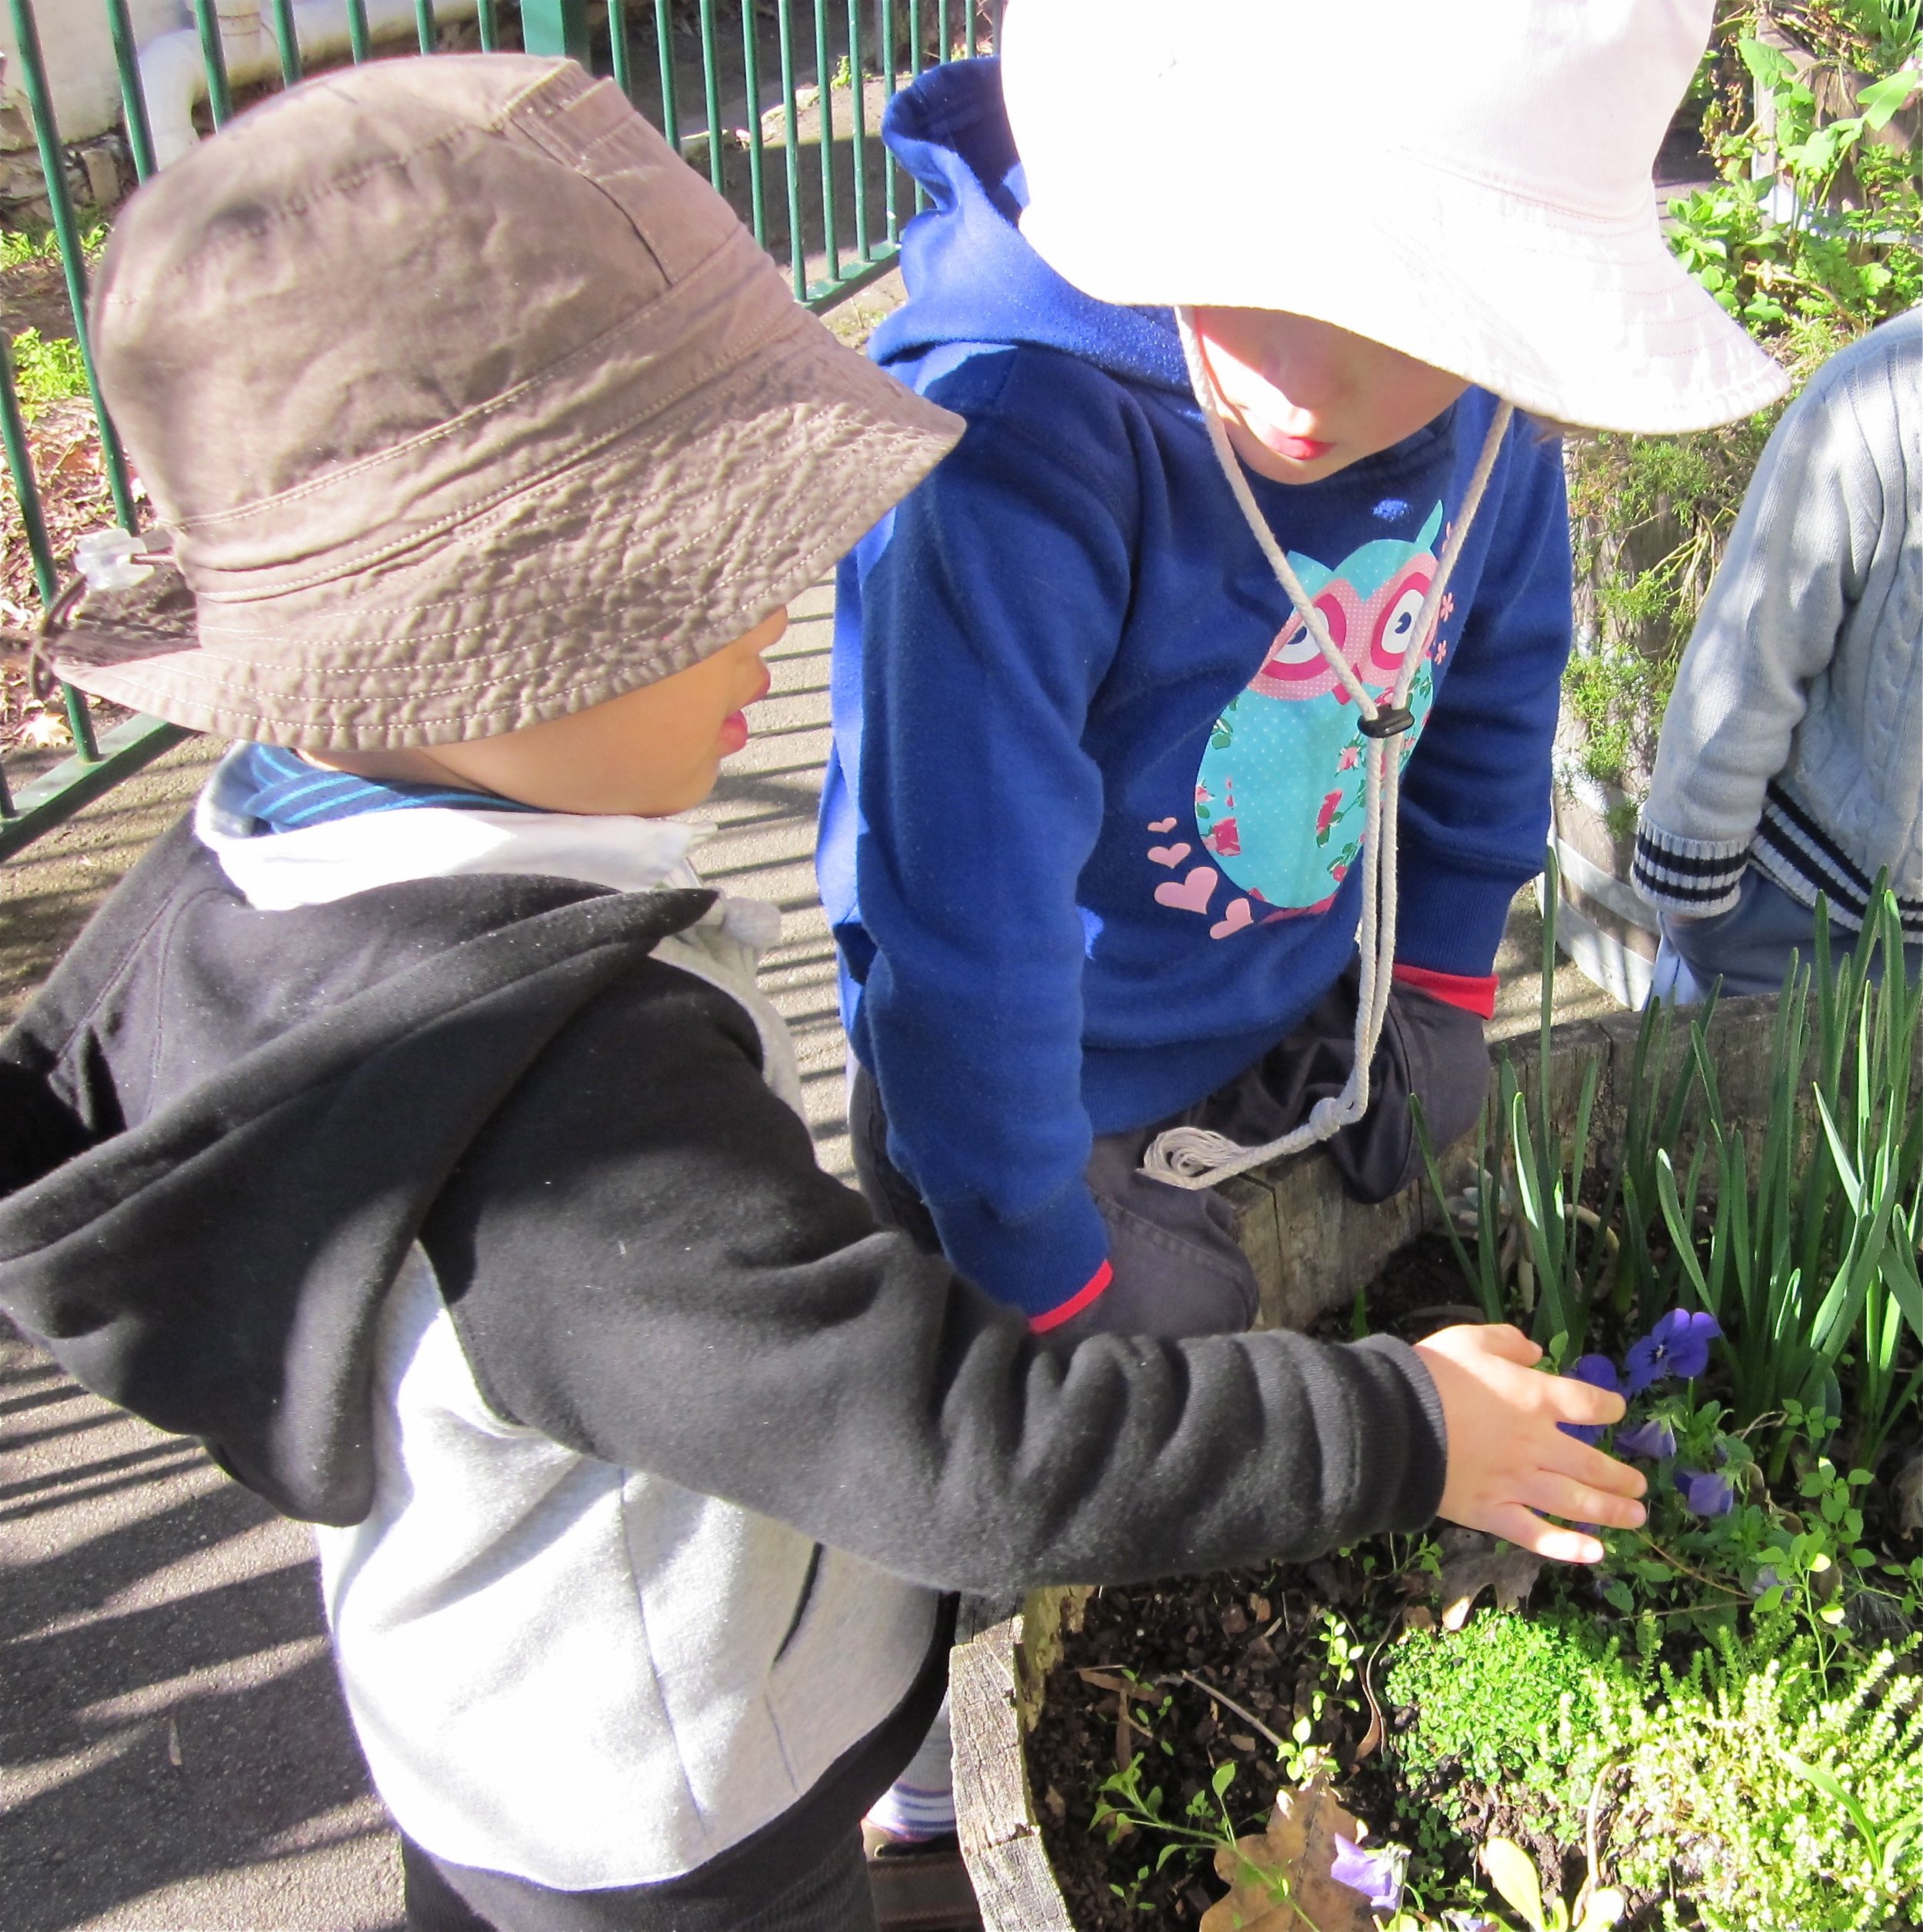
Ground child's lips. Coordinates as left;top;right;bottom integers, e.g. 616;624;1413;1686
1266;431;1335;463
718;668;771;755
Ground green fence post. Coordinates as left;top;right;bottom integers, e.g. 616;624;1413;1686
476;0;499;53
414;0;436;54
345;0;372;61
105;0;158;179
654;0;681;148
880;0;897;242
269;0;303;83
4;0;138;531
848;0;870;260
520;0;589;61
909;0;927;211
812;0;838;286
606;0;633;96
0;343;58;611
698;0;725;193
777;0;806;299
186;0;234;125
742;0;766;248
0;340;95;767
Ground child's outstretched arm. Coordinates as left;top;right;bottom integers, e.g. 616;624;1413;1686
417;959;1644;1591
1415;1324;1642;1564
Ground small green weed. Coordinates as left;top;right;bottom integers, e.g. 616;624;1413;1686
9;328;88;412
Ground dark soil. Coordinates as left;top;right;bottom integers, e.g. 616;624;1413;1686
1309;1228;1486;1347
1028;1236;1489;1931
1021;1224;1923;1931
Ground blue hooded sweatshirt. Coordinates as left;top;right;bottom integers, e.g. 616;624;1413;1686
819;59;1573;1326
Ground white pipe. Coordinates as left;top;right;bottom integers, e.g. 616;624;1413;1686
139;0;480;171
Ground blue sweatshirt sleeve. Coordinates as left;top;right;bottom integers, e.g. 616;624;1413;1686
848;355;1136;1324
1395;428;1575;976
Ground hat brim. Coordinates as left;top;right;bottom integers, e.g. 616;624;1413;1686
59;308;960;749
1021;163;1791;436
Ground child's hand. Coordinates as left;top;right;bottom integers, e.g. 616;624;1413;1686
1413;1323;1647;1565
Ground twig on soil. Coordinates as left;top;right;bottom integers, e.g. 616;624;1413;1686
1354;1617;1401;1764
1633;1531;1751;1601
1165;1671;1291;1757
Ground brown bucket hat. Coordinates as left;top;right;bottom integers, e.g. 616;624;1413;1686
47;55;960;749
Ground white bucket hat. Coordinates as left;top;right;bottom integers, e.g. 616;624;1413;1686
1002;0;1789;435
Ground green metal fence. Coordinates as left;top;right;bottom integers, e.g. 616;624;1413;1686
0;0;996;861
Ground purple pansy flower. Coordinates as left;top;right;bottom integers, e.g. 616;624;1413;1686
1625;1309;1722;1394
1558;1354;1621;1446
1329;1835;1402;1912
1616;1417;1677;1459
1676;1467;1735;1517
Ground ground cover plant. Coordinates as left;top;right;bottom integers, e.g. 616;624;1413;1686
1028;887;1923;1930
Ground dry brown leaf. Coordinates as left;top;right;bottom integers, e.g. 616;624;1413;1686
1436;1527;1545;1631
17;709;71;750
1075;1668;1139;1695
1198;1775;1376;1932
1893;1451;1923;1536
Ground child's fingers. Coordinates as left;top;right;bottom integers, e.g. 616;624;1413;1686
1514;1470;1647;1532
1541;1374;1628;1427
1477;1324;1543;1366
1481;1502;1605;1566
1545;1435;1648;1499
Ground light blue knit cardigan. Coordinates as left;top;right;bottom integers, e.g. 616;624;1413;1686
1634;306;1921;941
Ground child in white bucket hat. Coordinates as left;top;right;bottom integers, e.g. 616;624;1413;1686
827;0;1784;1354
832;0;1773;1849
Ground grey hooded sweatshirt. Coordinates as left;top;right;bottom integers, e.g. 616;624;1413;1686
0;793;1446;1903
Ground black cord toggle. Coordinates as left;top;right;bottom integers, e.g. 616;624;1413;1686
1358;704;1416;739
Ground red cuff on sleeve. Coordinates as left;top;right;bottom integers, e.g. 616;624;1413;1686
1393;962;1498;1020
1028;1260;1113;1334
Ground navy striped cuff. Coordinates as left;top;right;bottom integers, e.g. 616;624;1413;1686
1756;782;1923;941
1631;820;1748;915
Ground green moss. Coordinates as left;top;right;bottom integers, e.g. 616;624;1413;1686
1385;1610;1923;1930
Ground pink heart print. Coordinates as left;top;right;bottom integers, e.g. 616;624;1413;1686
1154;865;1218;914
1147;843;1191;868
1147;818;1178;833
1210;898;1254;940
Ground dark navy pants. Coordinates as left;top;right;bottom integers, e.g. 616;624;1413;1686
401;1827;878;1932
850;967;1488;1344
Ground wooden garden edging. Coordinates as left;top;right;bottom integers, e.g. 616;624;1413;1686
949;994;1785;1929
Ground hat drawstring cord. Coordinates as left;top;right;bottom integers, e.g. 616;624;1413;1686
1142;310;1513;1191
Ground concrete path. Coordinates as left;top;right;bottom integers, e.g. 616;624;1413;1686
0;575;1615;1929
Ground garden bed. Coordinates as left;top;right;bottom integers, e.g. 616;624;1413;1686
955;903;1923;1932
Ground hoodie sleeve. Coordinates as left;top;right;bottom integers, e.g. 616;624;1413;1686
841;350;1137;1326
420;961;1448;1595
1393;421;1576;978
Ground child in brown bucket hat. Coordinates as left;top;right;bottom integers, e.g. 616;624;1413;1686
0;55;1642;1932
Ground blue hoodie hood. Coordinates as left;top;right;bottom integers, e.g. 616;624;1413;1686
868;59;1188;395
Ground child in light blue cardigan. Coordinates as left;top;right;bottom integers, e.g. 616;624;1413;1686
1635;307;1923;995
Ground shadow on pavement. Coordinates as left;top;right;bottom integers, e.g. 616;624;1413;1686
0;1329;402;1932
